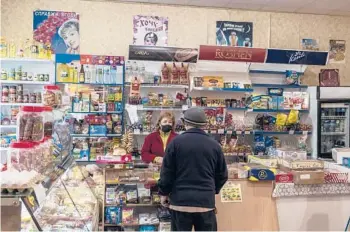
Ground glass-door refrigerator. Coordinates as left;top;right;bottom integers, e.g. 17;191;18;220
317;87;350;158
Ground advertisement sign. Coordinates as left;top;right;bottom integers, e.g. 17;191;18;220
265;49;329;65
301;38;319;51
329;40;346;63
216;21;253;47
220;182;242;203
128;45;198;63
133;15;168;46
33;10;80;54
198;45;266;63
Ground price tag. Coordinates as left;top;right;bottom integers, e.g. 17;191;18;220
211;130;217;134
138;105;143;110
245;131;251;135
218;129;225;134
247;108;253;112
204;130;209;134
236;131;242;135
227;130;233;135
182;105;189;110
289;130;295;135
302;131;308;135
134;129;140;135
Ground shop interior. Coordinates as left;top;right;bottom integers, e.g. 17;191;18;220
1;0;350;231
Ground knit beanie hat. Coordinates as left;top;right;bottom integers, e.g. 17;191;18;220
183;108;207;126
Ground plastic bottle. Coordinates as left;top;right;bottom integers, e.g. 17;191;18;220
110;65;117;84
125;61;132;82
91;65;96;84
103;66;110;84
0;37;8;57
79;64;85;83
85;65;91;84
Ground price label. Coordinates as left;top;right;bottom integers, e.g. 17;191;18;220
182;105;189;110
289;130;295;135
204;130;209;134
227;130;233;135
245;131;251;135
134;129;140;135
247;108;253;112
211;130;217;134
218;129;225;134
302;131;308;135
236;131;242;135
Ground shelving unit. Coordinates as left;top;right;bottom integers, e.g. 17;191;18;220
191;86;254;92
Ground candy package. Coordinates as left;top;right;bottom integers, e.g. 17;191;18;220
126;185;138;204
285;70;300;85
122;208;135;224
105;206;122;225
138;186;151;204
254;135;265;155
286;110;299;125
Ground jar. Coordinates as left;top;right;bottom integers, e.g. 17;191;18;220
9;86;16;94
43;85;61;108
1;69;7;80
2;85;9;95
29;93;36;103
18;106;44;142
43;106;54;137
8;142;38;188
23;94;29;103
32;141;44;175
9;94;16;103
22;72;27;81
8;68;15;81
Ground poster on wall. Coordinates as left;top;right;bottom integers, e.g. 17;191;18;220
33;10;80;54
301;39;319;51
329;40;346;63
133;15;168;46
216;21;253;47
319;69;340;87
220;181;242;203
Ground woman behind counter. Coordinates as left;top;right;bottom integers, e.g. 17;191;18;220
141;112;177;164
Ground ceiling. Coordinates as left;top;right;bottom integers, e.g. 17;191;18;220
106;0;350;16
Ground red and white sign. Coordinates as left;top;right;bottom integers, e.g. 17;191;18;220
198;45;267;63
275;173;294;183
324;171;349;183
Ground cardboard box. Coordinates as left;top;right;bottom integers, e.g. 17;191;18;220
227;164;248;179
276;149;307;160
332;148;350;164
292;170;324;185
247;155;278;168
324;169;349;183
275;172;294;183
279;159;324;170
244;164;277;181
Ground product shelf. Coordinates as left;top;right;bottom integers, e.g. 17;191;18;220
136;105;186;111
321;132;347;136
69;111;123;114
252;83;308;89
71;134;122;138
0;125;17;129
249;109;309;113
104;222;160;227
249;70;304;75
0;102;43;107
0;58;54;63
55;81;123;86
105;203;160;207
0;80;52;85
195;106;247;111
253;130;312;135
191;87;254;92
125;82;189;89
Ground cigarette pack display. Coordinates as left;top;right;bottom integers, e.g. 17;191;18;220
275;172;294;183
292;170;325;185
324;169;349;183
244;164;277;181
279;159;324;170
276;149;307;160
247;155;278;168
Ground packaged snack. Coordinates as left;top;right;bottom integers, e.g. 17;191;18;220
138;186;151;204
276;113;287;126
126;185;138;204
105;206;122;225
286;110;299;125
159;222;171;232
122;208;135;224
152;193;160;204
268;88;283;96
285;70;300;85
292;92;302;109
254;135;265;155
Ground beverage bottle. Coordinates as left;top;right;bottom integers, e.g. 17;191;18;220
339;120;344;132
79;64;85;83
85;65;91;84
110;66;117;84
0;37;8;57
97;66;103;83
161;63;170;84
179;63;189;85
103;66;111;84
171;63;180;84
138;62;145;83
91;65;96;84
73;67;78;83
8;40;16;58
125;61;132;82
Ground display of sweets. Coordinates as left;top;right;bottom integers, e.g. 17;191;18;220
0;37;52;60
191;97;247;108
1;66;50;82
285;70;301;85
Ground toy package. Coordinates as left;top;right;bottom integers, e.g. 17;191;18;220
285;70;300;85
122;208;135;224
105;206;122;225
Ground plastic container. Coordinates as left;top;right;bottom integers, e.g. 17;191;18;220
43;85;62;108
43;106;54;137
18;106;44;142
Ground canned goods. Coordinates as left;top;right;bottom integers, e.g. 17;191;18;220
9;86;16;94
9;94;16;103
30;93;36;103
1;95;8;103
2;86;9;95
224;82;232;88
22;72;27;81
23;94;29;103
1;69;7;80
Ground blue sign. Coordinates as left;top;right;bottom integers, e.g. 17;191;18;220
266;49;328;65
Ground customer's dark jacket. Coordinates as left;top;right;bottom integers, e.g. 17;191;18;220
158;128;228;209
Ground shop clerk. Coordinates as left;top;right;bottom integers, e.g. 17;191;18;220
141;112;177;164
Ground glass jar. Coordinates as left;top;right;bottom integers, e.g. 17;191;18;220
43;85;62;108
18;106;44;142
43;106;54;137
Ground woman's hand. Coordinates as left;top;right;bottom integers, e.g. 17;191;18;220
154;157;163;164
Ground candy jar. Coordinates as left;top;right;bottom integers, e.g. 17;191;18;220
43;106;54;137
44;85;61;108
18;106;44;142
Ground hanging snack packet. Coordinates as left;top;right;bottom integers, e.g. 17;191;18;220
286;109;299;125
276;113;288;126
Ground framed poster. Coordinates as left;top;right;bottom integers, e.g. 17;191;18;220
319;69;340;87
329;40;346;63
220;181;242;203
33;10;80;54
302;38;319;51
216;21;253;47
133;15;168;46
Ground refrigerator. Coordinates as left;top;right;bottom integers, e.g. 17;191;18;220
317;87;350;159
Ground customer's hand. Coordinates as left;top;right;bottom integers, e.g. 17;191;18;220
154;157;163;164
160;195;169;208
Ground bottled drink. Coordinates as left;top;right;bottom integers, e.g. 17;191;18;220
103;66;110;84
0;37;8;57
91;65;96;84
125;61;132;82
79;65;85;83
73;67;78;83
69;63;75;83
85;65;91;84
8;40;16;58
97;66;103;83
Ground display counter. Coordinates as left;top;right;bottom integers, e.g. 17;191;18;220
215;180;279;231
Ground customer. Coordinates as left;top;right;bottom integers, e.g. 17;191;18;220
158;108;228;231
141;111;177;164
